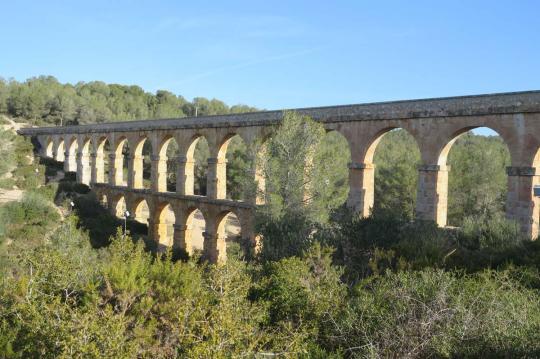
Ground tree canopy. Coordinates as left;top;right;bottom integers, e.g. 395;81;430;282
0;76;258;126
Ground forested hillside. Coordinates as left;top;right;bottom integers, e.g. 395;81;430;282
0;76;258;126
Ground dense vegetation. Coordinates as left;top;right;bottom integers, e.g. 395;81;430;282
0;76;258;126
0;83;538;357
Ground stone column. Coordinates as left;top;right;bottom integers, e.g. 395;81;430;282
173;223;191;254
92;153;106;183
151;155;167;192
76;151;91;185
207;157;227;199
347;162;375;217
64;150;77;172
176;155;195;195
127;155;144;189
109;153;124;186
506;166;540;239
147;218;156;243
416;164;449;226
203;231;224;263
55;145;65;162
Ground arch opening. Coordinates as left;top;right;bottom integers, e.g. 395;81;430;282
98;193;108;208
156;203;175;249
116;138;130;186
219;134;250;201
370;128;421;220
96;137;110;183
442;127;511;226
133;199;150;225
216;211;243;261
45;139;54;157
56;138;65;162
112;195;126;217
191;136;209;196
310;130;351;221
133;137;152;189
185;208;206;255
158;136;180;192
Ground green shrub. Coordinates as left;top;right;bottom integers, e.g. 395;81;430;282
0;192;60;241
0;178;15;189
329;269;540;357
459;214;524;250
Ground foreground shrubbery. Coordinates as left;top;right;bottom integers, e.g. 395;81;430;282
1;218;539;358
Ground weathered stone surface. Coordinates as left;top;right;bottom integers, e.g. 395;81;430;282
19;91;540;261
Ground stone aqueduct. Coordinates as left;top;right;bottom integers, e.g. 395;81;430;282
19;91;540;262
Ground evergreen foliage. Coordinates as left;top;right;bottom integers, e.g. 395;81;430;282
0;76;258;126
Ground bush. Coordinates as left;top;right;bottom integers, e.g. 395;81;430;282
329;269;540;357
459;214;524;250
0;192;60;241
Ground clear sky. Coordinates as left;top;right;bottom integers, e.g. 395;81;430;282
1;0;539;112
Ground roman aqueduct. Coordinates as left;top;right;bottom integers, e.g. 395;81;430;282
19;91;540;262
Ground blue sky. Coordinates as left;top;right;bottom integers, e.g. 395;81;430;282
1;0;539;113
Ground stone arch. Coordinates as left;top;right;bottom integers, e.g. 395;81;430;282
66;136;79;172
154;201;176;249
76;137;92;184
132;197;150;225
363;126;420;164
111;136;129;186
434;126;512;227
157;135;180;192
184;206;207;255
215;210;243;262
436;126;514;167
186;135;209;196
94;136;110;183
45;137;54;157
215;132;250;200
111;194;126;217
94;188;108;208
131;136;152;189
56;138;65;162
357;126;421;218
